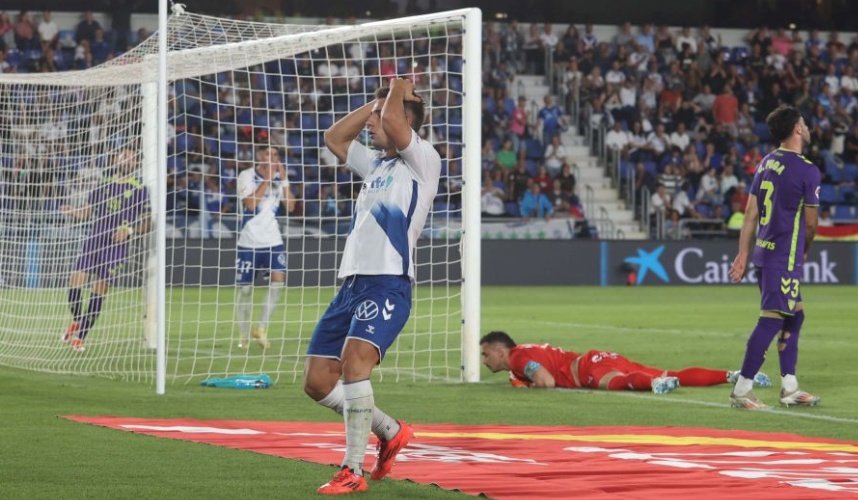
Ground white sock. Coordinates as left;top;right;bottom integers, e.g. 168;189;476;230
317;381;400;441
733;375;754;397
236;285;253;338
372;409;400;442
782;374;798;393
259;280;284;326
342;379;374;474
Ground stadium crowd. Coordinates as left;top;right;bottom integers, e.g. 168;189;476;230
2;10;858;238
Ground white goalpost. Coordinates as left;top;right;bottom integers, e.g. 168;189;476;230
0;6;482;389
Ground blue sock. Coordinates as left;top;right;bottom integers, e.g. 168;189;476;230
78;293;104;340
68;288;83;322
779;310;804;376
740;316;784;379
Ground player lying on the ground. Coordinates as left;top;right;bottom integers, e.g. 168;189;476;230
479;331;771;394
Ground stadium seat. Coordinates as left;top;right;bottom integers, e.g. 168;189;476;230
832;205;857;222
349;94;366;109
753;122;771;143
844;163;858;181
448;75;463;92
827;164;845;183
840;185;857;204
203;137;218;155
695;203;713;218
267;92;284;110
220;133;237;156
318;114;334;130
300;113;318;131
333;94;350;112
819;184;841;205
6;49;21;70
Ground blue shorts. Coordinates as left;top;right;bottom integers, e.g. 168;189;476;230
307;275;412;361
235;245;286;284
756;267;802;316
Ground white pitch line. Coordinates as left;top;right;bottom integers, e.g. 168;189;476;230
378;368;462;384
556;387;858;426
524;319;738;337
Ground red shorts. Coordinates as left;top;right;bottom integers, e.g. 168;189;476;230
575;350;661;389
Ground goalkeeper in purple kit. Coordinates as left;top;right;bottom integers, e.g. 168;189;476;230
728;105;821;410
61;148;151;353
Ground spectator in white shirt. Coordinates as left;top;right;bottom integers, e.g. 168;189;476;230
539;23;558;51
645;123;669;160
672;182;700;219
650;183;672;216
719;163;739;199
823;64;840;91
619;77;637;108
840;65;858;93
696;167;720;205
543;134;567;176
675;27;697;54
605;59;626;88
38;11;58;71
481;173;507;217
627;43;650;75
605;121;630;152
669;122;691;151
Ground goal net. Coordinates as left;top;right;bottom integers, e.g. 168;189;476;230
0;8;481;386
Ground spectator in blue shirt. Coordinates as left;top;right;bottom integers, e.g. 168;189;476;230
537;95;568;144
519;180;554;220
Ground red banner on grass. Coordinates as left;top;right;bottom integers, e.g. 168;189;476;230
817;224;858;241
66;416;858;499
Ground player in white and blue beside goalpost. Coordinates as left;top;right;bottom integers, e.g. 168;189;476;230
234;145;296;349
303;78;441;495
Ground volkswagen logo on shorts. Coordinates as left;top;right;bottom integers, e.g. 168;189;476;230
354;300;379;321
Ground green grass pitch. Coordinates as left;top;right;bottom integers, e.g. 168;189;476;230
1;285;856;499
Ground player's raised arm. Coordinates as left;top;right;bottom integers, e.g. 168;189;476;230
381;78;421;151
729;193;759;283
324;99;375;163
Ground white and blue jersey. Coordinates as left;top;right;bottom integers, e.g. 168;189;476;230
236;167;289;249
340;130;442;280
235;168;289;283
306;130;441;361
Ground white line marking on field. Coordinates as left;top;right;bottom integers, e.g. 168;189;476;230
379;368;462;384
524;320;737;337
556;387;858;425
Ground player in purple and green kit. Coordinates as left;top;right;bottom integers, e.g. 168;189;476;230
728;105;821;410
61;148;151;352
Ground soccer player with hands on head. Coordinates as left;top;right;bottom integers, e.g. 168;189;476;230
234;145;296;350
304;77;441;495
728;104;821;410
480;331;771;394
